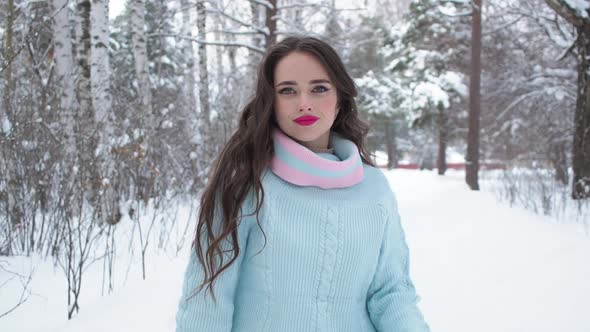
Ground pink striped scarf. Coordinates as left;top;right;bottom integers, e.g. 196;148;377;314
270;128;364;189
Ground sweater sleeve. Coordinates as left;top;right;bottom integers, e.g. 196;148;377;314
367;192;430;332
175;202;254;332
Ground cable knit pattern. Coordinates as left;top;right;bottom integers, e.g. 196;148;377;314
175;131;431;332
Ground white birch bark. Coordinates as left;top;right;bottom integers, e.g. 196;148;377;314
130;0;153;134
180;0;197;129
249;1;264;67
264;0;277;50
90;0;118;223
75;0;93;131
2;0;15;136
193;0;212;180
90;0;113;146
215;18;224;95
197;0;210;130
52;0;76;153
75;0;98;200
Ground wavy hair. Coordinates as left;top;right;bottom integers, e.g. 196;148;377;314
193;36;375;302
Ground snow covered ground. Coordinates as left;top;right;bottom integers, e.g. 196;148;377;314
1;169;589;332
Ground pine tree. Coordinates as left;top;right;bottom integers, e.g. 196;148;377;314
386;0;469;174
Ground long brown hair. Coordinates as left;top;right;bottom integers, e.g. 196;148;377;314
193;36;376;301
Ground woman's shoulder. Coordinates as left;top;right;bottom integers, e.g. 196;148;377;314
362;164;396;194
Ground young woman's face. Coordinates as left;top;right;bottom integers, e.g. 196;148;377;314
273;51;339;150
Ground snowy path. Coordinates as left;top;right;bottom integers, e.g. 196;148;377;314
389;170;590;332
1;170;589;332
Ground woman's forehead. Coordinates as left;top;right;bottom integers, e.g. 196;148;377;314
274;52;331;84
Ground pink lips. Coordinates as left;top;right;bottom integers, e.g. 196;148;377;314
294;115;319;126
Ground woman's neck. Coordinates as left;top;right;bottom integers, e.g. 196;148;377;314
295;131;330;152
308;146;334;154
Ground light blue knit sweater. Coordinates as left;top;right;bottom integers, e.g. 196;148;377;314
175;130;430;331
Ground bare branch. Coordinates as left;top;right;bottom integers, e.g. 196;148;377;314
0;0;71;74
544;0;586;27
206;29;260;36
483;14;523;35
206;8;268;36
277;3;363;11
556;35;579;60
247;0;274;10
0;262;33;319
147;33;266;54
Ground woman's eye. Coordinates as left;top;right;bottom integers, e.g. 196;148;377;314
278;87;295;94
312;85;329;93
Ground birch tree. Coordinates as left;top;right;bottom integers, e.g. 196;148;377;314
90;0;113;149
1;0;17;255
51;0;79;263
90;0;119;224
194;0;213;181
264;0;278;49
249;1;264;74
53;0;76;150
130;0;153;135
130;0;154;201
180;0;197;128
2;0;15;136
196;0;210;133
74;0;101;206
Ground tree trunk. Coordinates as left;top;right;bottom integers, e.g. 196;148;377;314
249;1;264;85
90;0;112;142
292;0;304;32
53;0;78;230
131;0;153;132
549;141;569;186
53;0;76;150
437;103;447;175
250;2;263;57
75;0;99;204
192;0;212;186
1;0;17;255
180;0;197;130
466;0;482;190
2;0;15;133
572;23;590;199
264;0;278;50
91;0;118;223
131;0;154;201
384;118;397;169
197;0;211;132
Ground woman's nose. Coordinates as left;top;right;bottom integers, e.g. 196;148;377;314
298;94;313;112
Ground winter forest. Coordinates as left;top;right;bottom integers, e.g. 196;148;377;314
1;0;590;331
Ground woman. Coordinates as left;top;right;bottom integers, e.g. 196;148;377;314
175;36;430;332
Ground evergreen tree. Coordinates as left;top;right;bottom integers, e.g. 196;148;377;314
386;0;469;174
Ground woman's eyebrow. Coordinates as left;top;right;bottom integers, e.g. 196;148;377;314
275;79;332;87
309;79;331;84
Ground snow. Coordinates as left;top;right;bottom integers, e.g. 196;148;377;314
161;120;174;129
440;71;467;97
564;0;590;18
1;116;12;134
1;170;589;332
413;81;450;108
108;0;127;20
373;150;389;166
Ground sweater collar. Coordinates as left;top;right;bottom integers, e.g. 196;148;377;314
270;127;364;189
